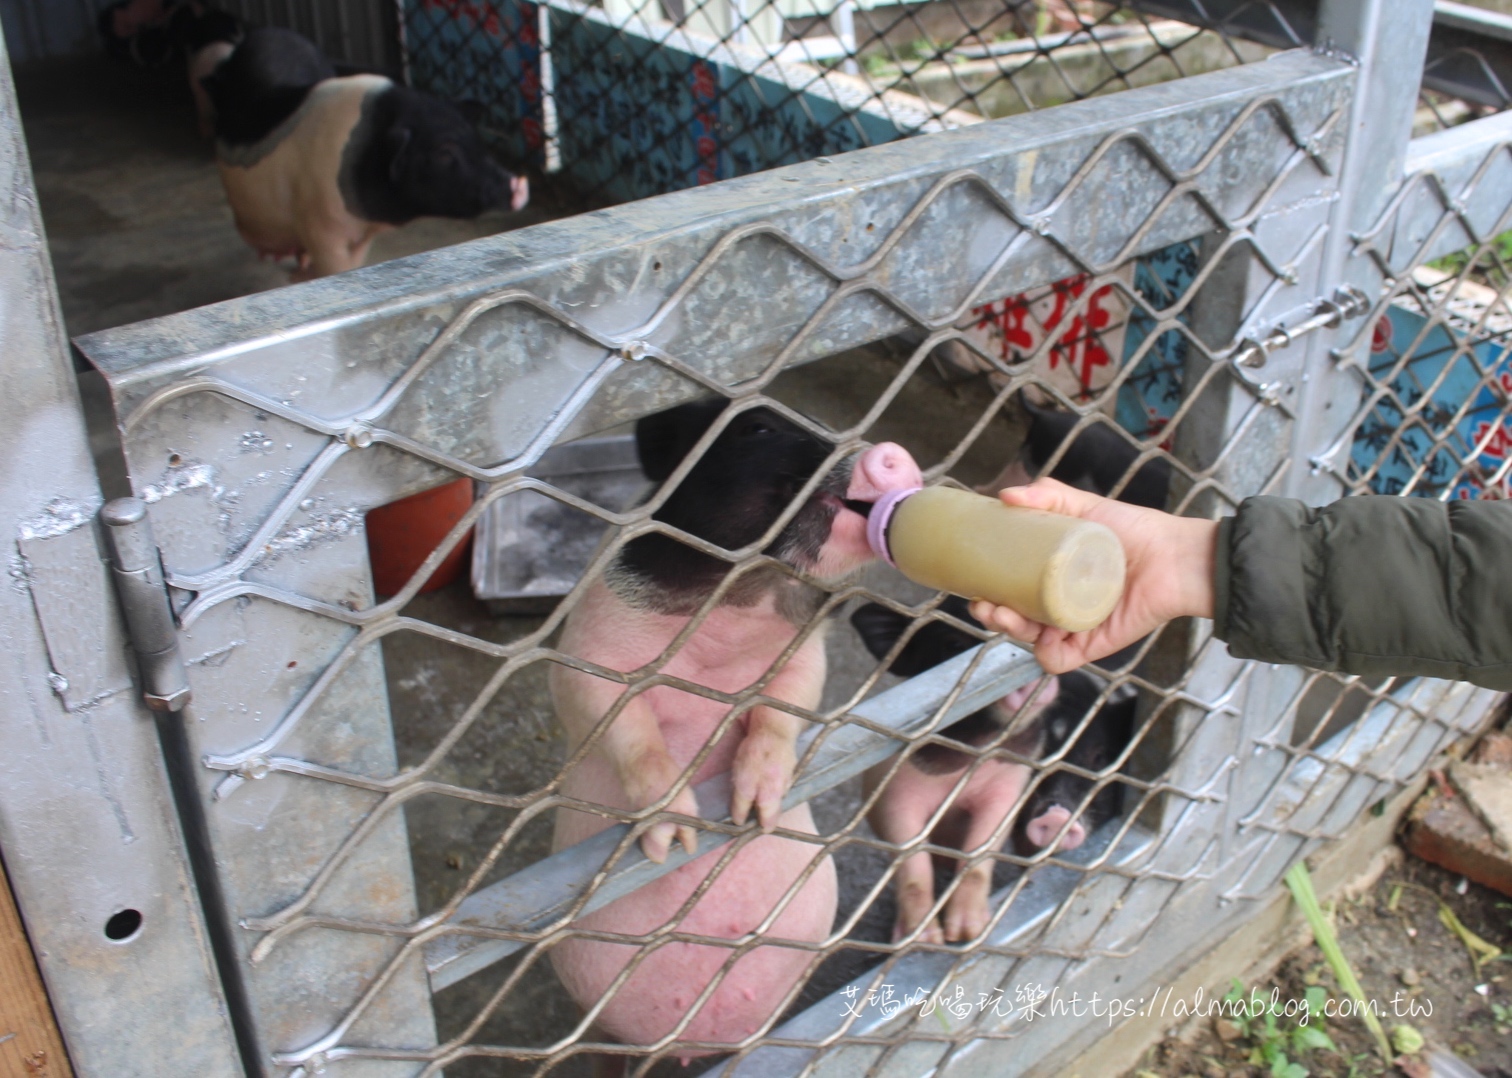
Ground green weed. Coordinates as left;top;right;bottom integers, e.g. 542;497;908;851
1427;230;1512;288
1222;979;1337;1078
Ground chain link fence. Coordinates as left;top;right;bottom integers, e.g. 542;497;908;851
216;0;403;75
401;0;1292;203
34;2;1510;1077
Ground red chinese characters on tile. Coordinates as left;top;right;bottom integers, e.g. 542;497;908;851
972;274;1120;398
691;62;720;186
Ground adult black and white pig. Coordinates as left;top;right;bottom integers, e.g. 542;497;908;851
549;399;924;1057
204;27;528;279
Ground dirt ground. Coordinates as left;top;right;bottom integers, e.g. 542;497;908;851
1122;853;1512;1078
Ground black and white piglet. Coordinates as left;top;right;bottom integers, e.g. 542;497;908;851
204;27;528;279
851;596;1134;942
549;399;924;1055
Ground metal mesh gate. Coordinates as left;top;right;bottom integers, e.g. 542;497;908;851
0;2;1503;1077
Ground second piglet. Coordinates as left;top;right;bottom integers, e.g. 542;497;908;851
549;399;923;1057
851;596;1133;942
852;597;1058;943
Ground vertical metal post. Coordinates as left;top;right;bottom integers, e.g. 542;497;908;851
1219;0;1436;898
0;21;245;1078
540;1;562;173
1287;0;1436;506
834;0;858;75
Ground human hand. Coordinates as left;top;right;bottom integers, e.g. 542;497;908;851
968;479;1218;674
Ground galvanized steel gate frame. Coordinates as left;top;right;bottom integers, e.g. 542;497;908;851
1;1;1509;1075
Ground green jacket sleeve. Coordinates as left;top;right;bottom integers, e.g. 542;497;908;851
1212;495;1512;690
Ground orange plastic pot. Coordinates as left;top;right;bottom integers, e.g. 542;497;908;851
365;477;474;598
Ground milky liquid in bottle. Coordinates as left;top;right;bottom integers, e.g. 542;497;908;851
865;486;1126;633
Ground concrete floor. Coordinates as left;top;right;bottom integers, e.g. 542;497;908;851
15;53;1035;1074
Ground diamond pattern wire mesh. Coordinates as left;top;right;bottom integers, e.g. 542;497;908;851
1205;126;1512;901
1417;8;1512;138
1333;141;1512;504
79;48;1505;1078
401;0;1289;204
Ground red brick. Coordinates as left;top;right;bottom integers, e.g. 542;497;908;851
1400;790;1512;898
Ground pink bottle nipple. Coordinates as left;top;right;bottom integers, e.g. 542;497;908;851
864;486;921;568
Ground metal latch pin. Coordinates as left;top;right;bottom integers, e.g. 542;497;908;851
101;497;192;713
1235;285;1370;369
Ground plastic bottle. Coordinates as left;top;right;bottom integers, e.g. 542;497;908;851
864;486;1126;633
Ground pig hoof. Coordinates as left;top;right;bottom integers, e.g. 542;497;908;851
943;908;988;943
732;785;786;833
893;916;945;946
641;823;673;863
639;818;700;862
731;732;796;831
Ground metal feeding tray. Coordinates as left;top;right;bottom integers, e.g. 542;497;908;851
471;435;648;613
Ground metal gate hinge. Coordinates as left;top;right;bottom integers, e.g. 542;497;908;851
101;497;192;713
1233;285;1370;370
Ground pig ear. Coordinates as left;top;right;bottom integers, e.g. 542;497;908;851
454;99;487;125
386;126;413;184
635;399;725;482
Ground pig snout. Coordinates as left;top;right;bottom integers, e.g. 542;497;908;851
1024;804;1085;851
1000;676;1059;719
847;442;924;502
814;442;922;578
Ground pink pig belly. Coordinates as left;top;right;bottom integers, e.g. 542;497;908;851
550;800;836;1053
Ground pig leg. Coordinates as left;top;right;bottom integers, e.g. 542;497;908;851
297;237;363;279
555;666;701;862
731;637;825;831
590;1046;627;1078
343;226;390;271
942;761;1031;942
892;849;944;945
617;726;701;862
296;218;376;279
863;761;947;944
730;703;797;832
